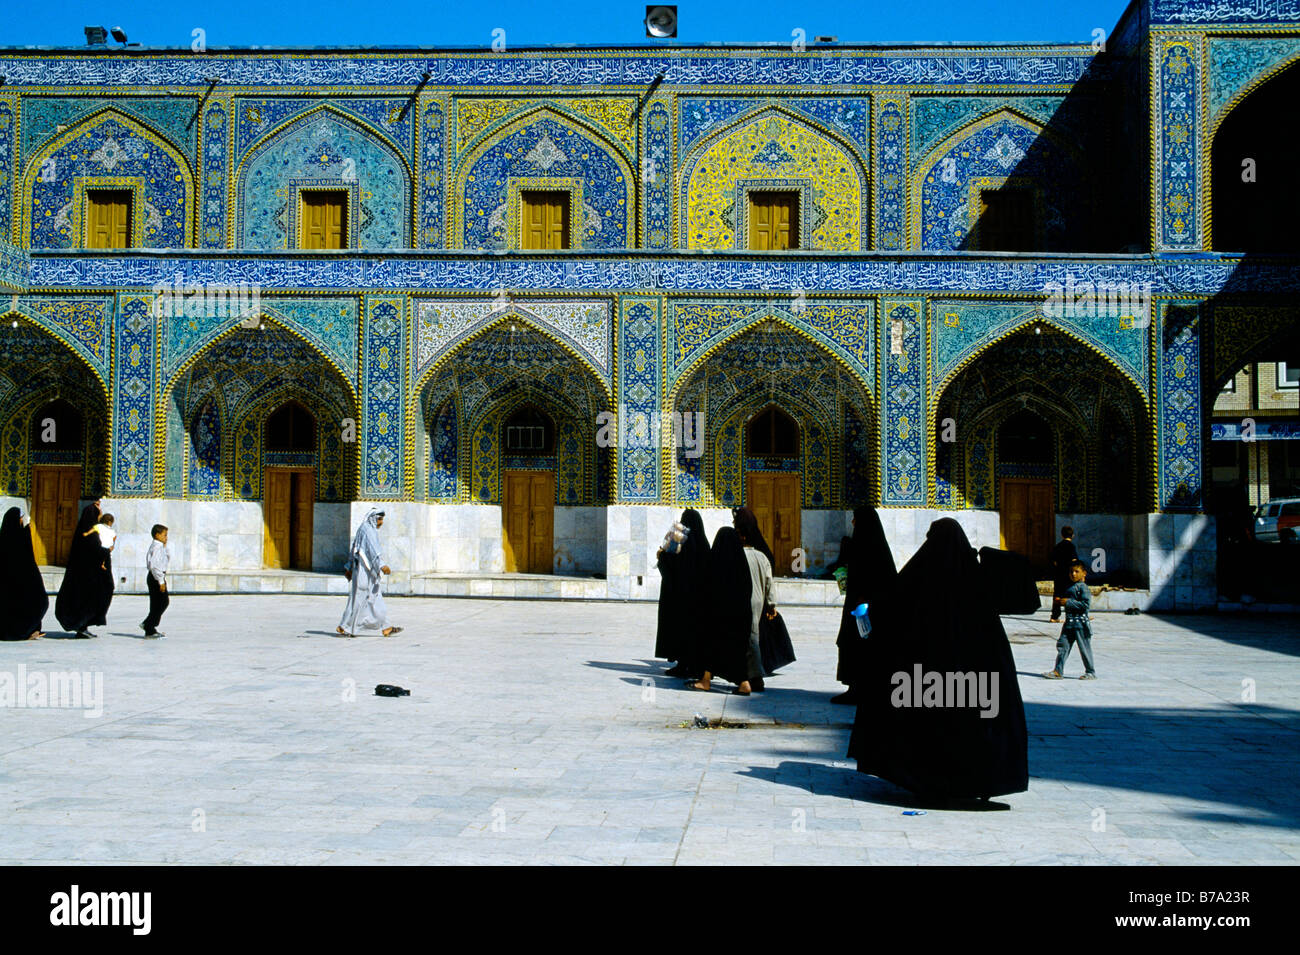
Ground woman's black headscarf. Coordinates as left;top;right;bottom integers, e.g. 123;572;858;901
655;508;712;665
0;508;49;640
700;526;753;685
731;506;775;569
849;518;1028;800
54;502;113;633
835;505;898;685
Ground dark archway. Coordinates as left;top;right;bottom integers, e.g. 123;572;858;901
1211;61;1300;253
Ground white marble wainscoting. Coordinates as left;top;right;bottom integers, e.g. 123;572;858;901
553;506;607;575
1054;513;1150;585
1147;513;1217;612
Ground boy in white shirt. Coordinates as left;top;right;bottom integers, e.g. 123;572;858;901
142;524;170;638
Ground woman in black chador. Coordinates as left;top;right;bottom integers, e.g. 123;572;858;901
731;506;775;570
831;506;897;704
688;526;758;695
849;518;1028;802
0;507;48;640
655;508;711;678
54;503;113;638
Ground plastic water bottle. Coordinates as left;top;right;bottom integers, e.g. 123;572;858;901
852;602;871;638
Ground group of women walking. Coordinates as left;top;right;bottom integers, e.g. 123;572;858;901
654;507;785;696
0;501;115;641
655;504;1029;803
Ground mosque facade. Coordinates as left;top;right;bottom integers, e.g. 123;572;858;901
1;0;1298;607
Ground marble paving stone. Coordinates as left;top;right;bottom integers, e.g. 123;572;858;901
0;595;1296;865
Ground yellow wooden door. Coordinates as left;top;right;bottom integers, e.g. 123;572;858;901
31;466;81;566
747;473;800;576
291;470;314;570
1000;478;1054;569
301;192;346;249
86;191;131;249
503;471;555;573
521;191;569;250
749;193;797;250
528;471;555;574
264;469;291;568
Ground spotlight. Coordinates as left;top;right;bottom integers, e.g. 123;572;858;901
644;5;677;38
84;25;108;45
111;26;128;44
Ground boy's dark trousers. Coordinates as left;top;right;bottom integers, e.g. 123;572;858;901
144;576;169;634
1054;623;1095;675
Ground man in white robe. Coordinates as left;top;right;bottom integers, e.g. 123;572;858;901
337;508;402;637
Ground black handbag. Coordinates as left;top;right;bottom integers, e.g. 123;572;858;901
759;605;796;674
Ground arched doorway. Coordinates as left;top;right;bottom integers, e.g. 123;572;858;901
0;316;109;567
501;404;556;573
415;319;613;575
745;405;802;574
28;399;85;566
934;325;1150;579
263;400;317;570
162;320;358;570
670;319;876;577
1211;61;1300;252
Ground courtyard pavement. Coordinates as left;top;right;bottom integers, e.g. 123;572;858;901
1;595;1297;865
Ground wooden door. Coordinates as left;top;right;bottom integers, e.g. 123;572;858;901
746;473;801;576
265;469;314;569
31;465;81;566
503;471;555;573
1000;478;1054;570
264;469;292;569
291;470;314;570
86;190;131;249
749;192;798;251
301;191;346;250
520;191;569;250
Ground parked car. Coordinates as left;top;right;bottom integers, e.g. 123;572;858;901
1256;498;1300;542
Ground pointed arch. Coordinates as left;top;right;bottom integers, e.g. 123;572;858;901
22;108;196;250
232;104;412;249
456;101;636;170
679;104;869;251
453;106;635;250
909;107;1086;250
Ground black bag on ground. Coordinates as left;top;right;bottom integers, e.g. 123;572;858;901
977;546;1041;615
759;606;796;674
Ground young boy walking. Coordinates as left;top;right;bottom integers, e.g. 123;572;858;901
142;524;170;639
1048;526;1078;622
1044;559;1095;680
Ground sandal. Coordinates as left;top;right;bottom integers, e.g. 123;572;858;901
687;681;711;691
382;626;404;637
731;687;751;696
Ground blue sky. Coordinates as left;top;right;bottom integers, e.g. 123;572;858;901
3;0;1134;48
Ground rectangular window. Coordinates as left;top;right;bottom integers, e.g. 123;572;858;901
1278;362;1299;389
85;189;132;249
300;190;348;250
748;192;799;251
977;189;1035;252
520;190;570;250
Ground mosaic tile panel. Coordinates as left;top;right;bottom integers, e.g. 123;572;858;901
454;98;636;158
458;114;629;250
26;113;192;250
187;398;222;498
683;111;866;250
235;98;413;160
1157;38;1201;251
115;296;155;495
1158;302;1202;511
418;100;446;249
873;96;906;251
200;101;229;249
236;108;410;250
642;102;672;249
363;297;404;497
1207;36;1300;121
0;99;14;241
620;298;661;502
428;397;458;500
911;96;1069;161
20;96;198;166
413;298;612;387
17;297;111;383
880;301;926;506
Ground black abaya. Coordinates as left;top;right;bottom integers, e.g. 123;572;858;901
849;518;1029;800
835;506;897;687
700;526;753;685
0;508;48;640
54;504;113;633
655;509;711;673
